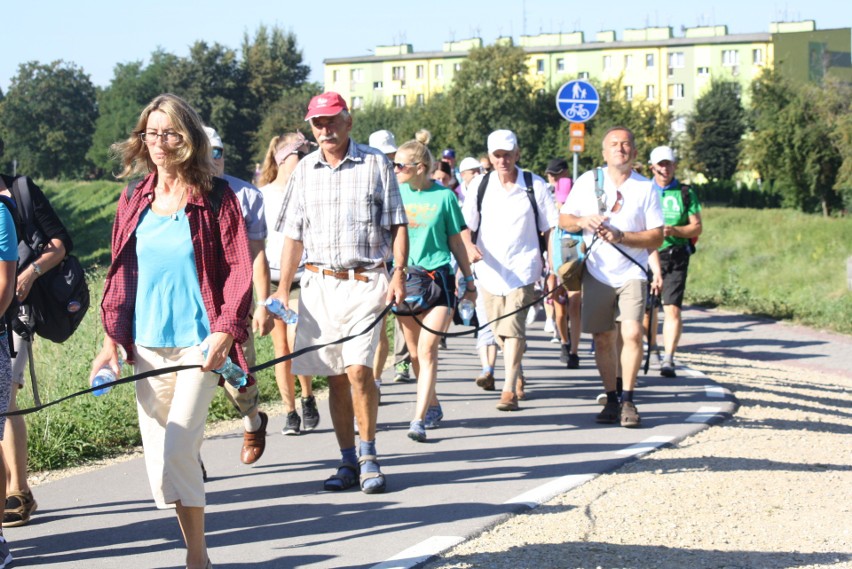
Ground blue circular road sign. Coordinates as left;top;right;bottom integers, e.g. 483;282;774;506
555;80;600;123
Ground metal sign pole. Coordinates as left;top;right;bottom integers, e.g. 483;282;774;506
572;152;578;182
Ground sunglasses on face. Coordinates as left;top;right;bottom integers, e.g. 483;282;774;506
212;147;224;160
393;162;418;170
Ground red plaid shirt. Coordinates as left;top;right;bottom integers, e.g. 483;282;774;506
101;173;255;383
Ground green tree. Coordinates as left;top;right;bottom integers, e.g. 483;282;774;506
0;61;98;179
685;80;746;180
818;78;852;210
253;83;321;157
744;71;843;216
87;51;178;176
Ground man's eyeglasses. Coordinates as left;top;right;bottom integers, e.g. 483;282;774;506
393;162;418;170
212;147;224;160
139;131;183;145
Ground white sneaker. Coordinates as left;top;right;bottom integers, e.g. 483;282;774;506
0;534;12;569
544;318;555;333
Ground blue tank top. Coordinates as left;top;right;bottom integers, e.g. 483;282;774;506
134;208;210;347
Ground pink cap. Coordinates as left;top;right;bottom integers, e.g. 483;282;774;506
304;92;348;121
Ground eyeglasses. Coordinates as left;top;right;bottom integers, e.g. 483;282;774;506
393;162;418;170
139;131;183;145
212;147;224;160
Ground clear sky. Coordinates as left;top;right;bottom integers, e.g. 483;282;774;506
3;0;850;94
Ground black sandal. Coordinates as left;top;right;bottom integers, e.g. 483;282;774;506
323;462;358;491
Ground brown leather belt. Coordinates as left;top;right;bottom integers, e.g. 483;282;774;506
304;263;370;283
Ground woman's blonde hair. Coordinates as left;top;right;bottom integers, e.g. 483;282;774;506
111;93;214;195
258;132;307;187
397;138;434;174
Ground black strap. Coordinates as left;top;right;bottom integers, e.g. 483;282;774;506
473;170;546;256
125;177;228;215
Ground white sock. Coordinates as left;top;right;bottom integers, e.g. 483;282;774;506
244;414;262;432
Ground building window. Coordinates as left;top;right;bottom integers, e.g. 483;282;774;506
393;94;406;108
416;64;425;79
373;81;383;90
352;96;364;110
579;71;590;79
646;84;656;100
697;67;710;76
624;85;633;101
416;93;425;106
454;62;462;72
646;53;655;67
753;48;764;65
556;58;565;72
722;50;739;66
536;59;545;74
392;66;405;80
672;117;687;133
671;83;685;99
434;64;444;79
350;68;363;82
603;55;612;70
624;54;633;69
332;70;340;82
668;52;684;68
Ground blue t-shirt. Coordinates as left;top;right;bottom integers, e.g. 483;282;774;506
134;208;210;347
0;205;17;262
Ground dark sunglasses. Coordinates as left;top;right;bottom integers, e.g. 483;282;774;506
212;147;224;160
393;162;418;170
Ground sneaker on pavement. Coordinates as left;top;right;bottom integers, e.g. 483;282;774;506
559;343;570;364
595;400;620;424
0;534;12;569
496;391;519;411
282;410;301;436
301;395;320;432
407;420;427;442
475;371;496;391
660;358;677;378
549;335;561;344
567;353;580;369
393;361;412;383
620;401;641;428
596;392;608;405
544;318;555;333
424;405;444;429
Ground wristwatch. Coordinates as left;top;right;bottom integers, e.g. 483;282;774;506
394;265;409;276
31;261;43;276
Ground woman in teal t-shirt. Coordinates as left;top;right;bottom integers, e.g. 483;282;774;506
394;138;476;443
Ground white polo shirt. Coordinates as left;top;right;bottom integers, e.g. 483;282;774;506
462;167;558;296
561;168;663;288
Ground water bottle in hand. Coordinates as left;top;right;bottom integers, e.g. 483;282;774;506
458;299;475;326
92;359;122;396
264;297;298;325
200;342;247;389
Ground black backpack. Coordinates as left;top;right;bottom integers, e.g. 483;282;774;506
471;170;548;258
6;176;89;345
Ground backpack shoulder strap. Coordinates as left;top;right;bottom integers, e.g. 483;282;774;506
593;167;607;214
209;177;229;216
471;171;492;245
680;182;691;213
10;176;35;234
124;177;144;202
521;170;546;256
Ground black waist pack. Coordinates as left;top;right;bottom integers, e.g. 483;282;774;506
392;266;446;316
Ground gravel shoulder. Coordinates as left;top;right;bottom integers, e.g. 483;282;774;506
422;351;852;569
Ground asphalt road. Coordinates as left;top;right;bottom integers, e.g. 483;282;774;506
5;307;747;569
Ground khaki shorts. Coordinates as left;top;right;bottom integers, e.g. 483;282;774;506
482;284;537;340
581;273;646;334
292;267;388;377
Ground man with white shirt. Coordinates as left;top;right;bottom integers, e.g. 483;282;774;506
560;126;663;428
463;129;557;411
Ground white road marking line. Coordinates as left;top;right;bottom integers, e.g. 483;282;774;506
705;385;727;398
504;474;597;508
686;406;723;423
370;536;465;569
616;435;674;456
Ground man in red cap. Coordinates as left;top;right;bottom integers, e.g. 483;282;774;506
271;92;408;494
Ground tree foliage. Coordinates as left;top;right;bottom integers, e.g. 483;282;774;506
0;61;98;179
685;80;746;180
743;71;844;216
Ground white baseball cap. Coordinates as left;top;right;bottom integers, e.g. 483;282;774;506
368;130;398;154
204;126;223;149
650;145;675;164
458;157;482;173
487;129;518;154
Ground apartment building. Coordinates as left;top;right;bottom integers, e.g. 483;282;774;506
323;20;851;129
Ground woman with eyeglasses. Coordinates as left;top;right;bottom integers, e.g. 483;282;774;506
392;136;476;442
92;93;253;569
257;132;320;437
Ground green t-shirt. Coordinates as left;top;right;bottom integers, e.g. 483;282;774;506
656;180;701;250
399;181;465;270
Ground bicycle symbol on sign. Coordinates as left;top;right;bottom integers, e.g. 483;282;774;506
564;103;591;120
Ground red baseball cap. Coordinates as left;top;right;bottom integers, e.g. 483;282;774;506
304;92;349;121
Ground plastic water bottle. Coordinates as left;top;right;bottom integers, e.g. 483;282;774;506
92;358;122;396
264;297;299;325
458;299;475;326
199;342;247;389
